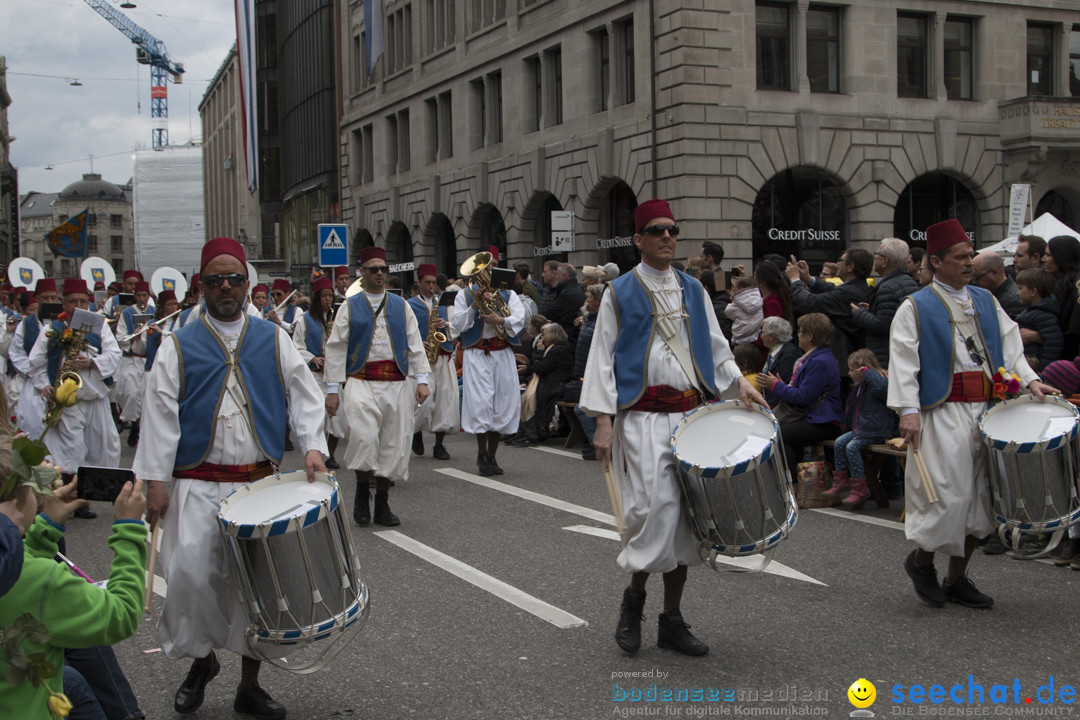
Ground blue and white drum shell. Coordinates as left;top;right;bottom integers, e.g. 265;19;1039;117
978;394;1080;533
218;471;369;650
670;400;797;558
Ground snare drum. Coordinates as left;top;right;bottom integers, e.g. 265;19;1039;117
979;395;1080;534
670;400;797;561
218;471;369;672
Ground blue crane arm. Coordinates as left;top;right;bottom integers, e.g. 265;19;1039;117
82;0;185;81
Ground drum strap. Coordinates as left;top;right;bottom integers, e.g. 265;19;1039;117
650;296;708;400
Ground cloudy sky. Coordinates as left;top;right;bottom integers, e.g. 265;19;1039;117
3;0;237;195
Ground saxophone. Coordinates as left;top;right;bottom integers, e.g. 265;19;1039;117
42;327;86;428
426;299;448;367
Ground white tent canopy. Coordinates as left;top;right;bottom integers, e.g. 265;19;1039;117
982;212;1080;262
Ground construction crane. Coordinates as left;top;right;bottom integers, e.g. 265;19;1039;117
82;0;185;150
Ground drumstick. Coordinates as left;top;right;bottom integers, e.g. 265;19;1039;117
603;458;627;539
912;450;939;504
145;523;160;614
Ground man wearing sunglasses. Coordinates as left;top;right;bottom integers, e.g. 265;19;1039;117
580;199;765;658
889;219;1057;611
325;246;431;527
266;278;299;334
135;237;329;720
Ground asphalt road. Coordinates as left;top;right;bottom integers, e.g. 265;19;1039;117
60;430;1080;720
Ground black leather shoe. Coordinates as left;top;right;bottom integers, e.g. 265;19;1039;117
73;505;97;520
373;491;400;527
904;550;946;607
943;576;994;609
174;653;219;714
477;454;494;477
233;683;286;720
433;444;450;460
126;421;140;448
412;432;425;456
488;455;504;475
353;476;371;527
657;609;709;656
325;456;340;470
615;587;646;654
284;439;295;452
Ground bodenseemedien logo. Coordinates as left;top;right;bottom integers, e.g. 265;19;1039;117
848;678;877;718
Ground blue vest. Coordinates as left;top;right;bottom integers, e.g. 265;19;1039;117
407;295;456;354
910;285;1005;409
283;304;298;324
120;304;154;356
459;288;521;348
608;268;718;410
46;321;102;385
304;312;325;371
345;293;410;376
171;316;287;469
22;315;40;356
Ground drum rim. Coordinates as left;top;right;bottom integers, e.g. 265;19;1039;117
671;400;778;479
978;394;1080;453
253;593;368;644
218;471;340;538
705;493;799;557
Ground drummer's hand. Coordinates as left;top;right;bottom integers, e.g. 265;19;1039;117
737;375;768;408
146;480;170;529
416;383;430;406
304;450;327;483
899;413;921;453
593;414;613;464
114;478;146;522
756;372;780;391
325;393;340;417
1028;379;1059;399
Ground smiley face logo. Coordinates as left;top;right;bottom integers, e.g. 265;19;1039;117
848;678;876;709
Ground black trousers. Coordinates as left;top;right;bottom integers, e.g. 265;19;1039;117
780;419;841;475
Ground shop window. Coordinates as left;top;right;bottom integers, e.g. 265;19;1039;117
944;17;973;100
752;167;846;269
893;173;978;247
597;181;638;273
897;13;929;98
1029;23;1055;96
757;2;790;90
807;6;840;93
1070;25;1080;96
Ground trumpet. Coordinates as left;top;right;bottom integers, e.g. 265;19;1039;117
460;251;510;339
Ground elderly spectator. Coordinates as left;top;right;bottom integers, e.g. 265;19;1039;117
759;316;801;405
851;238;919;367
972;251;1024;319
539;262;586;347
512;323;574;447
600;262;621;281
1046;235;1080;358
582;266;604;288
1013;235;1047;272
907;247;926;281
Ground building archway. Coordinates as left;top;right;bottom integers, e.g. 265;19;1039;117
752;167;847;270
1036;189;1079;231
476;204;508;264
893;173;978;247
425;213;457;277
597;181;638;273
353;227;374;263
386;221;414;289
521;192;566;273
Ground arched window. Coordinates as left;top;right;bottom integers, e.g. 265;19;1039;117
598;181;638;273
752;167;846;269
893;173;977;247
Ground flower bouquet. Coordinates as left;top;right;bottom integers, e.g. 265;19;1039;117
991;367;1023;403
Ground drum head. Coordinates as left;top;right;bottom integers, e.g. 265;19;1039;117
981;395;1078;448
219;471;337;536
673;401;776;474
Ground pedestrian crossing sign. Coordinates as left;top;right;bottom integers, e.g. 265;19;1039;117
318;224;349;267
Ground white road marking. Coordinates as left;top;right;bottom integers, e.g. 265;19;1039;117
562;525;826;586
435;468;616;525
530;446;583;460
811;507;905;531
374;530;588;629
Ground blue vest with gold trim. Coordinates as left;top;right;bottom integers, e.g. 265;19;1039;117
345;292;410;375
408;295;456;354
459;288;521;348
609;268;718;410
910;284;1004;409
172;316;286;469
22;315;40;356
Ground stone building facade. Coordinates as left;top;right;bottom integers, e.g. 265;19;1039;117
337;0;1080;279
0;57;16;272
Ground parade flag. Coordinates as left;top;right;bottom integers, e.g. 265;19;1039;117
364;0;384;77
45;208;90;258
234;0;259;194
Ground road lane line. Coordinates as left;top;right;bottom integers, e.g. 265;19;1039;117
530;446;583;460
435;468;616;525
374;530;588;629
562;525;826;586
810;507;904;530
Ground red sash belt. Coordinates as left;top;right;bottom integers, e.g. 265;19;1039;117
438;348;454;357
946;371;992;403
177;461;273;483
474;338;510;353
630;385;702;413
350;360;406;382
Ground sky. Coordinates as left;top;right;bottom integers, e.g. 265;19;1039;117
2;0;237;196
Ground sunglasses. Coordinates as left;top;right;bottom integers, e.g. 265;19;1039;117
202;273;247;288
964;335;984;366
363;265;389;274
641;224;680;238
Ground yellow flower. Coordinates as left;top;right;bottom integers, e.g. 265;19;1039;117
54;378;80;407
48;692;73;718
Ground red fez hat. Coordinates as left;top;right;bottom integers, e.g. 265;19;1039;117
926;219;970;255
200;237;247;272
157;290;177;305
108;282;122;292
122;270;139;280
333;266;350;278
134;281;150;294
191;273;200;286
1;283;12;293
312;277;334;295
94;281;105;290
634;199;675;234
272;278;291;293
23;293;36;305
62;278;90;297
417;263;437;278
487;246;500;263
252;284;269;295
35;279;57;295
359;246;386;265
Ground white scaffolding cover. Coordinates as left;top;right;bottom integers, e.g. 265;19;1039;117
133;146;205;279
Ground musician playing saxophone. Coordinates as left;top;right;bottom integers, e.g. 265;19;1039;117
116;280;155;447
407;263;459;460
28;278;122;504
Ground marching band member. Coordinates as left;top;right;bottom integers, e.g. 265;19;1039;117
29;278;122;496
179;274;201;326
115;280;154;447
407;263;459;460
294;277;348;469
136;237;328;720
267;278;299;334
325;247;431;527
103;270;140;319
9;279;59;439
580;199;763;656
144;289;181;371
334;265;352;299
250;284;270;315
451;249;527;477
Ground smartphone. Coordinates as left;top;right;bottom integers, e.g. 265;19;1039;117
39;302;63;321
77;467;134;502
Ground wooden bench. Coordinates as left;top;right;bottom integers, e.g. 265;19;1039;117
555;400;588;449
820;440;906;510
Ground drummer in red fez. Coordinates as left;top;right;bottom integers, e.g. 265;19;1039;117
579;199;765;657
135;236;328;720
325;245;432;526
888;218;1057;610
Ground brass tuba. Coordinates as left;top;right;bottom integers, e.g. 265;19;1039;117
459;251;510;339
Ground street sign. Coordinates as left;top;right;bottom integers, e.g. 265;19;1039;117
318;224;348;267
551;211;574;252
389;262;415;273
1007;184;1031;237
